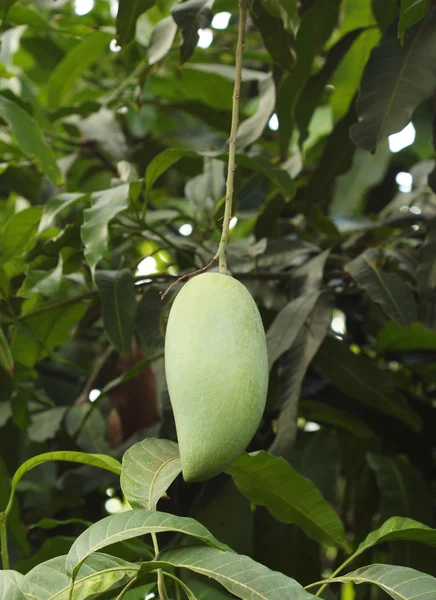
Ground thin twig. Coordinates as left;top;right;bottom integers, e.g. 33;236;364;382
159;257;216;300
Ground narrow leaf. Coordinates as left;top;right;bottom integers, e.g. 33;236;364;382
345;249;417;325
250;0;296;71
121;439;181;510
116;0;156;47
142;546;317;600
260;0;299;35
171;0;213;65
47;31;111;108
376;321;436;354
66;510;232;577
227;451;350;551
0;328;13;374
1;206;42;263
350;10;436;151
399;0;430;39
236;75;276;150
148;16;178;65
95;269;137;354
0;96;62;184
145;148;196;191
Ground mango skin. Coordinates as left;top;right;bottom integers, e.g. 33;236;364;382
164;272;268;482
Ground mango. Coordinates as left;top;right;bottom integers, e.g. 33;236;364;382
165;272;268;482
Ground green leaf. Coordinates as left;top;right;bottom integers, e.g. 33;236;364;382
250;0;296;71
326;564;436;600
1;571;30;596
6;451;121;516
0;328;13;374
270;294;333;459
95;269;137;355
1;207;43;263
25;553;138;600
148;16;178;64
315;336;421;430
350;10;436;151
300;401;375;439
17;256;64;299
65;404;111;455
266;291;321;370
135;291;165;353
11;303;88;368
399;0;430;39
81;184;130;274
29;517;91;531
121;438;181;510
345;249;418;325
0;572;26;600
38;193;88;232
260;0;300;35
145;148;196;191
0;97;63;185
417;217;436;295
66;510;232;578
376;321;436;354
236;75;275;150
227;451;350;551
142;546;318;600
116;0;156;47
171;0;213;64
27;406;68;443
47;31;112;108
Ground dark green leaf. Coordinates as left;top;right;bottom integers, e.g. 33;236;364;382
1;206;42;263
116;0;156;47
260;0;299;35
145;148;196;191
376;321;436;354
120;438;181;510
27;406;68;443
300;401;375;438
417;217;436;295
236;75;276;150
95;269;137;354
345;249;418;325
135;290;165;353
250;0;296;71
0;328;13;374
350;10;436;151
315;336;421;430
227;451;350;551
171;0;213;65
0;97;63;185
399;0;430;39
38;193;88;232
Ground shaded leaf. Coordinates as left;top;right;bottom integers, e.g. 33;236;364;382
345;249;418;325
227;451;350;551
250;0;295;71
266;291;321;370
96;269;137;355
47;31;112;108
326;564;436;600
260;0;299;35
0;97;62;185
120;438;181;510
17;256;64;299
142;546;317;600
0;328;13;374
399;0;430;39
376;321;436;354
65;404;110;454
38;193;87;232
300;401;375;439
171;0;213;65
25;553;138;600
1;207;42;263
116;0;156;47
145;148;196;191
236;75;276;150
27;406;68;443
148;16;178;65
350;10;436;151
81;184;130;274
315;336;421;430
135;290;165;353
66;510;232;577
417;217;436;294
269;293;333;458
29;517;91;531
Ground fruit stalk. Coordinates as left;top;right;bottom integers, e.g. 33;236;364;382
214;0;247;275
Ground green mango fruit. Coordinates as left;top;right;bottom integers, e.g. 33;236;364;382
165;272;268;482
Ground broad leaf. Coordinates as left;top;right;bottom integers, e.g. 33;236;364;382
0;573;26;600
121;438;181;510
326;564;436;600
145;148;196;191
345;249;417;325
300;401;375;439
0;97;62;185
25;553;138;600
1;206;43;263
116;0;156;47
17;257;64;299
81;184;130;274
0;328;13;374
1;572;30;596
148;16;178;65
66;510;232;577
350;10;436;151
315;336;421;430
227;451;350;551
236;75;275;150
135;291;165;353
95;269;137;354
250;0;296;71
27;406;68;443
142;546;318;600
399;0;430;39
260;0;299;35
38;193;88;232
417;217;436;295
266;291;321;369
376;321;436;354
47;31;112;107
171;0;213;65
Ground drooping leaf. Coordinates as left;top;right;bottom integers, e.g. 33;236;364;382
17;256;64;299
145;148;196;191
38;193;88;232
325;564;436;600
345;249;418;325
266;291;321;370
47;31;112;108
0;328;13;374
27;406;68;443
227;451;350;551
81;184;130;274
29;517;91;531
1;206;43;263
141;546;318;600
0;572;26;600
25;553;138;600
66;510;232;578
120;438;181;510
0;97;62;185
269;293;333;458
65;404;111;455
260;0;299;35
171;0;213;65
10;303;88;368
350;10;436;151
376;321;436;354
399;0;430;39
116;0;156;47
148;16;178;64
236;75;276;150
315;336;421;430
95;269;137;355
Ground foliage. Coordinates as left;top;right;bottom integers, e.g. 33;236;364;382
1;0;436;599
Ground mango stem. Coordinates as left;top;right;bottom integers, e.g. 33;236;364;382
214;0;247;275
